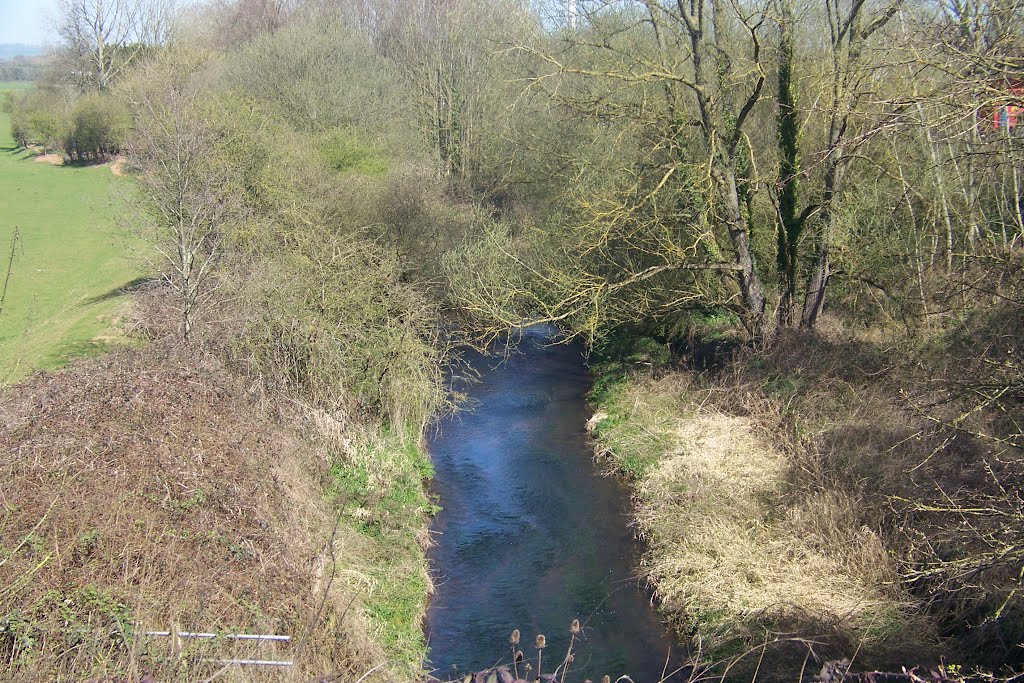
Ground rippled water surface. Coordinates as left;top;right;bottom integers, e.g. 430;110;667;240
425;329;682;682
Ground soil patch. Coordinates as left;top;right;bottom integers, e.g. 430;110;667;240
33;153;64;165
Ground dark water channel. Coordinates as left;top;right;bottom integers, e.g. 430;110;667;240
425;327;682;682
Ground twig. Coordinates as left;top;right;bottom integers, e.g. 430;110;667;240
295;509;347;662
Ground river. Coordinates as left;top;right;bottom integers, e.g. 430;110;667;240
425;327;682;682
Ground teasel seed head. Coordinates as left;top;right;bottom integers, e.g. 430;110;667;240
511;629;521;645
535;634;546;649
570;619;580;635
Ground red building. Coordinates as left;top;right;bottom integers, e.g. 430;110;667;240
989;81;1024;132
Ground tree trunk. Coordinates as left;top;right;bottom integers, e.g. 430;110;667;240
801;239;829;328
801;123;845;328
775;0;800;327
714;164;767;335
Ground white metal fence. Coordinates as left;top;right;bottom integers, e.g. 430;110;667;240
143;628;294;667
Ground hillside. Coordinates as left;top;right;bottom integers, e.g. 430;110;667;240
0;338;433;681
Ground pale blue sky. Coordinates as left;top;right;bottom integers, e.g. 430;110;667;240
0;0;59;46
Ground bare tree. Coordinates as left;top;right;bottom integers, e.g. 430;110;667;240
126;60;241;341
55;0;178;92
139;0;181;46
798;0;906;327
372;0;514;182
198;0;292;48
497;0;772;336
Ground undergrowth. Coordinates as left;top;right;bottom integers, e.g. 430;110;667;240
0;340;437;682
585;332;940;679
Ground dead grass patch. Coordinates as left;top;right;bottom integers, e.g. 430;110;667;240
32;153;64;165
591;373;935;674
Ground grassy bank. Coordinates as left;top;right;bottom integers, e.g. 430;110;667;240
0;339;435;681
326;424;437;670
586;329;956;678
0;97;142;383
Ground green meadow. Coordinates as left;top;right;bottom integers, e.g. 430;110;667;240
0;84;144;383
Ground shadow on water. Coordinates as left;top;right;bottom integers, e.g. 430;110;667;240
425;325;684;683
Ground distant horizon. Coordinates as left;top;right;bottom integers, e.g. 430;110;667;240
0;43;49;61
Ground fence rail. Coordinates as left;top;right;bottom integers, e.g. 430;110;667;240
143;628;294;668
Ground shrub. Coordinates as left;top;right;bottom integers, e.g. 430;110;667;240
64;94;131;162
230;231;448;431
6;89;69;153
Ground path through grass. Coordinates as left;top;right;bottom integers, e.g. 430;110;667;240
0;85;144;383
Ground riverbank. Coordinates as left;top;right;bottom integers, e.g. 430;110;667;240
0;336;434;681
585;323;1000;678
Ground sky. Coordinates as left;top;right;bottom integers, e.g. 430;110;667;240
0;0;59;46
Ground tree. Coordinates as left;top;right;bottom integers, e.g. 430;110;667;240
772;0;808;327
197;0;291;49
125;55;242;341
796;0;905;327
370;0;528;184
55;0;178;92
64;93;131;160
5;89;71;153
445;0;773;340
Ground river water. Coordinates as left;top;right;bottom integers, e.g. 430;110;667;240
425;327;682;682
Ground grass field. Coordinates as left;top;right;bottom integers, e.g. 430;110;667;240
0;85;144;383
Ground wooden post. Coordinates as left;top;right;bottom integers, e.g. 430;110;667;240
0;227;20;318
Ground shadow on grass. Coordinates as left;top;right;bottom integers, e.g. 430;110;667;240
62;157;110;169
3;144;38;158
1;146;117;166
46;333;140;368
82;276;157;306
2;146;72;164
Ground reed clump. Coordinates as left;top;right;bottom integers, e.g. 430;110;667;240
453;623;645;683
